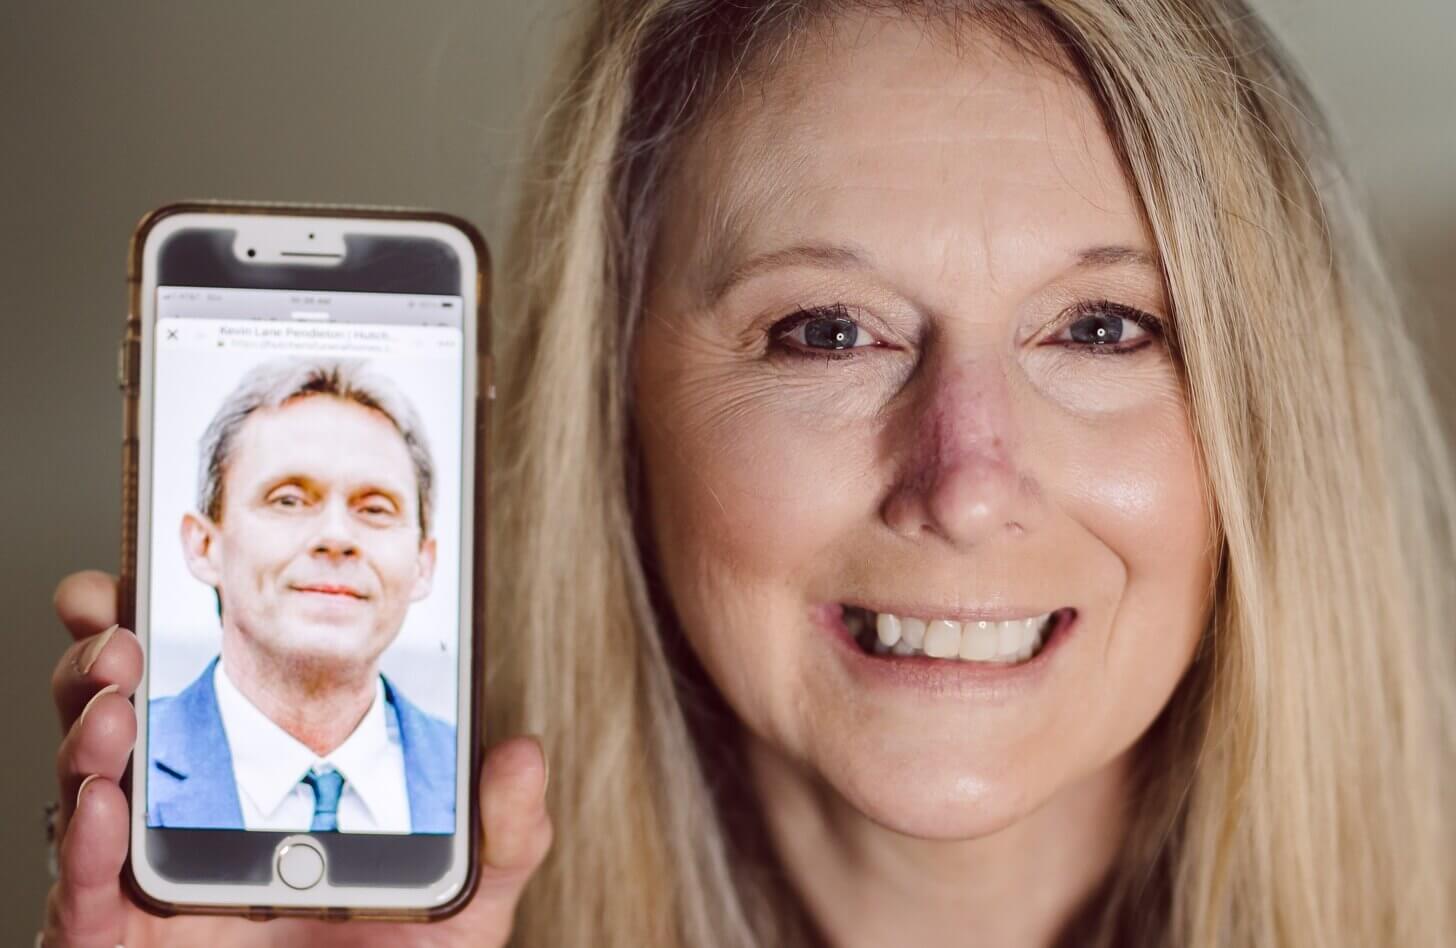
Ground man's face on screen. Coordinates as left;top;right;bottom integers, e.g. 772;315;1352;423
194;394;436;671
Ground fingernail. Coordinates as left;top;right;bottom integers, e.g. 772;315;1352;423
76;773;100;809
540;740;550;798
77;683;120;731
75;624;119;676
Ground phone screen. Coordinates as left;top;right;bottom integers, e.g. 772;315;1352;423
133;224;474;889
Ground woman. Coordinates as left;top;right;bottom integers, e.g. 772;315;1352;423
42;0;1456;945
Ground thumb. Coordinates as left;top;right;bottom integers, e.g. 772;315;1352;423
477;735;553;889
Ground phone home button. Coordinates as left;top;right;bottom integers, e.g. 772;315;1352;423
276;841;325;890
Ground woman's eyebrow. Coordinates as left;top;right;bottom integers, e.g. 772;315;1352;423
702;241;1159;305
1075;244;1159;272
704;241;872;305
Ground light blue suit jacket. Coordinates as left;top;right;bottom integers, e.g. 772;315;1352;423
147;656;456;833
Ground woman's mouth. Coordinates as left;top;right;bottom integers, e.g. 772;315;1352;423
841;604;1075;665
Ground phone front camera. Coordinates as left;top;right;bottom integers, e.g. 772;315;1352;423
246;248;256;258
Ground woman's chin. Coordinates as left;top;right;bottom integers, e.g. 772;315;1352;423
837;770;1038;841
817;744;1050;842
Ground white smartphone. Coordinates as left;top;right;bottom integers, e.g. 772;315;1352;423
119;202;489;920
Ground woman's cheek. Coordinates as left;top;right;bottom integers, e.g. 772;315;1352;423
654;365;882;565
636;362;880;722
1018;350;1196;545
1053;389;1213;677
1058;385;1205;542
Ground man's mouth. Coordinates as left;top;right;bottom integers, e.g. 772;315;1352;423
290;583;368;600
841;603;1075;665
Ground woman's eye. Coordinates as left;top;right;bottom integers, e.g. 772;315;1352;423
764;300;1163;361
1050;301;1165;354
770;304;880;358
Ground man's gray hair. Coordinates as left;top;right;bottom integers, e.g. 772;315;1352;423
198;358;436;536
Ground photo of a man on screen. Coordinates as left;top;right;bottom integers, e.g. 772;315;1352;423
147;358;455;834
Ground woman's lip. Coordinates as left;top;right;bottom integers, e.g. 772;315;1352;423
814;602;1079;699
842;600;1064;623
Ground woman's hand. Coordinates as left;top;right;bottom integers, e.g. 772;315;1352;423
42;570;553;948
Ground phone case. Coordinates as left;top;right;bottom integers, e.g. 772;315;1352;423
119;200;491;921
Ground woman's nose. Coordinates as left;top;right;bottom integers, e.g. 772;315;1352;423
880;362;1041;549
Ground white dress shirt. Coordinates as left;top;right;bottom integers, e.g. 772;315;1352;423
213;660;412;833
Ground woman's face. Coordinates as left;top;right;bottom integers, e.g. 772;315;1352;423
634;13;1216;840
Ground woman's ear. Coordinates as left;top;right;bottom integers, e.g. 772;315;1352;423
180;511;223;588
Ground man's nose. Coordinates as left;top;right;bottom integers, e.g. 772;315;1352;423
310;496;361;558
880;359;1042;549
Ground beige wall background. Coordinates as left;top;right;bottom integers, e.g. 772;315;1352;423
1;0;1450;939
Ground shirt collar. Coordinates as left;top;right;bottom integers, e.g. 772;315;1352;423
325;675;399;824
213;660;398;825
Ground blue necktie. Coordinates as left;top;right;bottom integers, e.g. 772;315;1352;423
302;769;346;832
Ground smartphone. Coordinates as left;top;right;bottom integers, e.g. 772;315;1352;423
119;201;488;920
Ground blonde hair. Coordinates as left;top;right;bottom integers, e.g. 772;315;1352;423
486;1;1456;945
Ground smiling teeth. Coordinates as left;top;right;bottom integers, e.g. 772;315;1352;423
863;608;1055;664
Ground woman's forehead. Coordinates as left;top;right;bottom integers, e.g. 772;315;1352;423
657;12;1152;307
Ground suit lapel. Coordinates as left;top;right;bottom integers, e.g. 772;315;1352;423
384;676;456;834
148;656;245;829
150;664;452;833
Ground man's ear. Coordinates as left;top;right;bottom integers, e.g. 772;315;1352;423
410;536;437;601
180;512;224;588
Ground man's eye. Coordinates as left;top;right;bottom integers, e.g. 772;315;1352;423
356;496;399;518
268;490;308;508
769;304;881;358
